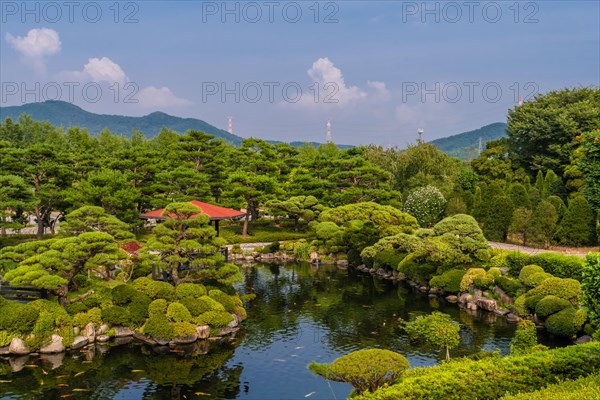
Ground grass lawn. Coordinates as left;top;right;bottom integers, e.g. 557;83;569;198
219;219;314;244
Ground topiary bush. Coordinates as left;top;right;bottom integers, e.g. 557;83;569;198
530;253;584;280
133;277;176;300
460;268;488;292
506;252;532;277
173;321;197;338
166;302;192;323
65;301;89;315
545;307;579;337
193;310;234;328
308;349;410;395
535;295;572;319
209;289;242;313
143;313;174;339
0;302;40;334
519;265;545;284
430;269;466;293
513;295;529;317
148;298;168;315
527;277;581;305
175;283;207;300
127;296;151;326
101;306;131;326
111;284;139;305
524;294;546;314
353;343;600;400
510;320;538;356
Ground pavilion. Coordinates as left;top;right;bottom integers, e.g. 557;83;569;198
139;200;245;236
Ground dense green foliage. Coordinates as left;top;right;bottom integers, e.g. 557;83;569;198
308;349;410;394
582;253;600;324
501;372;600;400
402;311;460;360
355;342;600;400
509;320;538;355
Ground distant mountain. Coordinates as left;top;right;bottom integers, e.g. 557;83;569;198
0;100;244;144
429;122;507;161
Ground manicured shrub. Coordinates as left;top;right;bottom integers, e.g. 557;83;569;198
530;253;584;280
209;289;242;313
143;313;174;339
111;284;139;305
175;283;206;299
133;277;176;300
518;264;545;284
166;302;192;323
0;302;40;334
502;373;600;400
429;269;466;293
28;299;70;326
26;311;56;349
82;292;104;308
193;310;234;328
496;276;523;298
524;294;545;314
535;295;571;319
308;349;410;394
398;259;437;283
510;320;538;355
173;321;197;338
354;342;600;400
148;299;168;315
460;268;488;292
404;185;447;227
545;307;579;337
527;277;581;305
71;307;102;329
506;252;532;277
523;271;552;288
513;295;529;317
556;196;597;246
127;298;150;326
101;306;130;326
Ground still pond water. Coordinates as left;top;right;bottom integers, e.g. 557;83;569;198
1;263;566;400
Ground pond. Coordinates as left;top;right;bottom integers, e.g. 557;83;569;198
0;263;567;400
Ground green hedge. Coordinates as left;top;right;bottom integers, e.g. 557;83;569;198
501;372;600;400
535;296;571;319
530;253;584;281
429;269;466;293
355;343;600;400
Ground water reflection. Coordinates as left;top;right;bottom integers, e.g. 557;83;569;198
2;263;565;400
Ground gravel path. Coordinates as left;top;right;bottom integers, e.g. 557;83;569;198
488;242;596;258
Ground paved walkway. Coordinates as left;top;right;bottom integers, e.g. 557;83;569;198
488;242;595;258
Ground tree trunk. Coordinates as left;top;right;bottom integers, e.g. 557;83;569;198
57;285;69;307
65;290;95;305
294;217;299;232
445;346;450;361
242;212;250;237
36;217;44;239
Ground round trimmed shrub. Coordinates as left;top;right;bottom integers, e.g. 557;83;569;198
0;302;40;334
128;298;150;326
179;297;204;317
528;277;581;305
209;289;241;313
111;284;139;305
519;265;545;284
143;313;174;339
430;269;466;293
173;321;197;338
404;185;447;227
308;349;410;394
193;310;234;328
535;295;571;319
545;307;579;337
101;306;130;326
148;299;168;315
460;268;487;292
72;308;103;329
496;276;523;298
513;295;529;317
524;294;546;314
176;283;206;300
166;302;192;323
523;272;552;288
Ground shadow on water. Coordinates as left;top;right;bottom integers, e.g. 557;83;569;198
1;262;570;400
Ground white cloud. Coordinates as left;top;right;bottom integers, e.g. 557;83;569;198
367;80;391;100
307;57;367;104
5;28;61;74
137;86;191;108
83;57;127;85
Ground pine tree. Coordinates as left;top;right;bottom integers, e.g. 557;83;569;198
526;200;558;248
556;196;597;246
508;207;532;245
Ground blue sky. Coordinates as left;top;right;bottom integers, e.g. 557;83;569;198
1;1;599;145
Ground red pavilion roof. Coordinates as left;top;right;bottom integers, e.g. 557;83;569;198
139;200;245;221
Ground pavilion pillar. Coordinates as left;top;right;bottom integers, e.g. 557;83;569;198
214;220;220;236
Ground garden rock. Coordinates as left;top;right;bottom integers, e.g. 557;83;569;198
476;298;498;312
84;322;96;343
196;325;210;339
9;338;29;355
71;336;88;349
114;326;133;337
40;334;65;354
